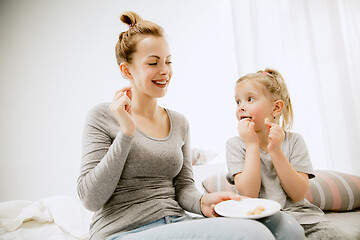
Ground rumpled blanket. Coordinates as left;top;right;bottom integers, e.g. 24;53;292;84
0;195;92;239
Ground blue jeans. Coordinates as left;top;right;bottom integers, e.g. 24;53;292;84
106;212;305;240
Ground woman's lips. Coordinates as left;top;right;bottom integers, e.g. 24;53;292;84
152;79;168;88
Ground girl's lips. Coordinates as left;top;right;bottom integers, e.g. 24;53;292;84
240;116;252;120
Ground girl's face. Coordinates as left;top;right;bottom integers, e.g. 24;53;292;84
235;80;275;131
127;36;172;98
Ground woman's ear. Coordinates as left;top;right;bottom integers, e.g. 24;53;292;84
273;100;284;118
119;63;133;80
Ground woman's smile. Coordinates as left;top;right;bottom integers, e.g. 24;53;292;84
152;79;169;88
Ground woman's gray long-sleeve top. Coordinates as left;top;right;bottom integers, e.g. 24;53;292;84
77;103;202;240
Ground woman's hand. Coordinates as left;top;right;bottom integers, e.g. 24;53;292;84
265;120;285;153
200;191;241;218
237;119;259;146
109;86;136;137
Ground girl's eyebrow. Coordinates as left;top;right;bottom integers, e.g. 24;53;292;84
243;91;257;96
234;91;256;100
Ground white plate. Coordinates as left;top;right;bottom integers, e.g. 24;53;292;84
214;198;281;219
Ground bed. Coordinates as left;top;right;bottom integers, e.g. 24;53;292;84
1;151;359;240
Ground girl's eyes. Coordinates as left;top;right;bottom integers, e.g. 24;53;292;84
236;97;254;104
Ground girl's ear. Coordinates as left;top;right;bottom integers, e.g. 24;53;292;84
119;63;133;80
273;100;284;118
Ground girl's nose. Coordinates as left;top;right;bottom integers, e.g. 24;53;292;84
237;105;246;116
238;103;246;112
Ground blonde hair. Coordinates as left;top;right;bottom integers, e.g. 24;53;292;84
115;11;164;66
236;68;293;131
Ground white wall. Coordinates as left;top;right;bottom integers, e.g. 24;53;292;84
1;0;358;202
0;0;238;201
231;0;360;175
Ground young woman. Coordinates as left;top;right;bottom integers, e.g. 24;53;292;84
77;12;305;240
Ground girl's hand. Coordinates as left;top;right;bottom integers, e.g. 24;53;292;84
109;86;136;136
200;192;242;217
265;120;285;153
237;119;259;146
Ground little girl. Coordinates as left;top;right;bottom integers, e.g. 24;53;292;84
226;68;349;239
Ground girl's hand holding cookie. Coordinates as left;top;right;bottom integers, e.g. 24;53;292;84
110;86;136;137
265;118;285;153
238;118;259;146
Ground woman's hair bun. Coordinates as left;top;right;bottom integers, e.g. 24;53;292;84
115;11;164;65
120;11;143;27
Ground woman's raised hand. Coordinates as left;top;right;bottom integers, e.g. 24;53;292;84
110;86;136;137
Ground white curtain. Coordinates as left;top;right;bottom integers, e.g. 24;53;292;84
230;0;360;175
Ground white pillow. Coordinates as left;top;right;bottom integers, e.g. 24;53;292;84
191;148;217;165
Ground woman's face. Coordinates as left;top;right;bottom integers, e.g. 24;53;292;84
127;36;172;98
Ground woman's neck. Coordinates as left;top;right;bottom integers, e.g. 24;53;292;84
131;89;159;119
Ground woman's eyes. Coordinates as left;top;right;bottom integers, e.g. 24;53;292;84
148;61;172;66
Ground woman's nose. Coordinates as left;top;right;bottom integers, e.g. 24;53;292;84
160;63;171;75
